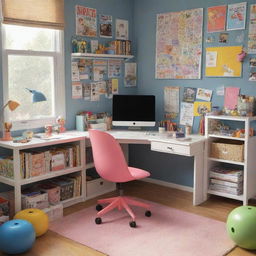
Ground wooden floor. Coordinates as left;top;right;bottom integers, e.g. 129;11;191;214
1;181;256;256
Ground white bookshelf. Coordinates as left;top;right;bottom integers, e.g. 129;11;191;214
204;115;256;205
0;131;86;213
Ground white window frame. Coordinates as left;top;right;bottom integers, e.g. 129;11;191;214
1;25;66;131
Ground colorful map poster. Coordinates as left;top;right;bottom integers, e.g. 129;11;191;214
207;5;227;33
156;8;203;79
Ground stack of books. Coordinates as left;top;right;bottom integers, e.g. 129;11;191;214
209;167;243;195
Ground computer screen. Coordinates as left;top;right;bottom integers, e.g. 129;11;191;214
112;95;155;127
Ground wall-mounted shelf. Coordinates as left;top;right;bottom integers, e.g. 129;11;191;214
71;52;134;61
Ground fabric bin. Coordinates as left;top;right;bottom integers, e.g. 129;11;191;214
210;140;244;162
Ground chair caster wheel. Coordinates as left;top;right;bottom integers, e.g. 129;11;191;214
96;204;103;211
95;217;102;225
129;221;136;228
145;210;152;217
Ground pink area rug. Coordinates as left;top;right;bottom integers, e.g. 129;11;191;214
50;200;234;256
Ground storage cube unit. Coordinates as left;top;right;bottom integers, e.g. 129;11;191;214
205;115;256;205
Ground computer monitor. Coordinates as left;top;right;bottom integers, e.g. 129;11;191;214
112;95;156;128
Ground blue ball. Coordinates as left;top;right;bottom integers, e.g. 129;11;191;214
0;219;36;254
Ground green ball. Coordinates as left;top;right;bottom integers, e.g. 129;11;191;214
226;206;256;250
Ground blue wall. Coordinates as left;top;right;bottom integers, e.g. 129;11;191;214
64;0;137;130
129;0;256;187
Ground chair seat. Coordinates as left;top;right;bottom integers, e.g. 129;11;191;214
128;167;150;180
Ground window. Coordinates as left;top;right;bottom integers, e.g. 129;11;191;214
2;24;65;130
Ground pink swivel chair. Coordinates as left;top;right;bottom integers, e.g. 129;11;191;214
89;129;151;228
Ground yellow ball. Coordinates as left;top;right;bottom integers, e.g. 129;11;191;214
14;208;48;237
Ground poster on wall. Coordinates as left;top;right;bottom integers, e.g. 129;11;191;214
193;102;212;116
227;2;247;31
116;19;129;40
196;88;213;102
248;4;256;54
76;5;97;37
108;60;122;78
207;5;227;33
180;102;194;127
164;87;179;114
124;63;137;87
183;87;197;102
155;8;203;79
99;15;112;38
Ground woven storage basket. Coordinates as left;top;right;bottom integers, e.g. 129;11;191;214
210;140;244;162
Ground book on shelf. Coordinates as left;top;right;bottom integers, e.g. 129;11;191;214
209;183;243;195
210;168;243;183
0;156;13;179
210;178;243;189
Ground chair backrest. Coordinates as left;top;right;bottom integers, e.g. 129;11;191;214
89;130;134;182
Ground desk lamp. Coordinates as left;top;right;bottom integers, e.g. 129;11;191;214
0;100;20;141
25;88;47;103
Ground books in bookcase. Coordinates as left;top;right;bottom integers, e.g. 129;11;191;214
0;156;13;179
18;144;81;179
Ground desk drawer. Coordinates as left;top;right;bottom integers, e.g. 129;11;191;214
151;141;191;156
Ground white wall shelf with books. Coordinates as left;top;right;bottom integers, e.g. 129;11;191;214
71;52;134;61
204;115;256;205
0;131;86;213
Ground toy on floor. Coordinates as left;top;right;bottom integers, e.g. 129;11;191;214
0;219;35;254
226;206;256;250
14;208;49;237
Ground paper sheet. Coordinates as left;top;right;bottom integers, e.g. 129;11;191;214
164;87;179;114
224;87;240;109
180;102;194;126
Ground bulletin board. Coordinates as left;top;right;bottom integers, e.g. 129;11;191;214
205;46;242;77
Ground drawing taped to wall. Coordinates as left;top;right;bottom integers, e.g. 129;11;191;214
207;5;227;33
156;8;203;79
227;2;247;31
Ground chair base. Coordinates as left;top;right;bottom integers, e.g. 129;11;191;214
96;196;150;221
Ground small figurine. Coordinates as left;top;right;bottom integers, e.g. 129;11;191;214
72;38;78;53
2;122;13;141
56;116;66;133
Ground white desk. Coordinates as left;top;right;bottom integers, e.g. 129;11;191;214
0;130;206;212
83;130;206;206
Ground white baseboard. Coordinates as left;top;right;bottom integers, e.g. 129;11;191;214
143;178;193;193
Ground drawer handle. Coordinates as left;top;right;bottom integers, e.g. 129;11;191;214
100;181;104;185
167;147;174;151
